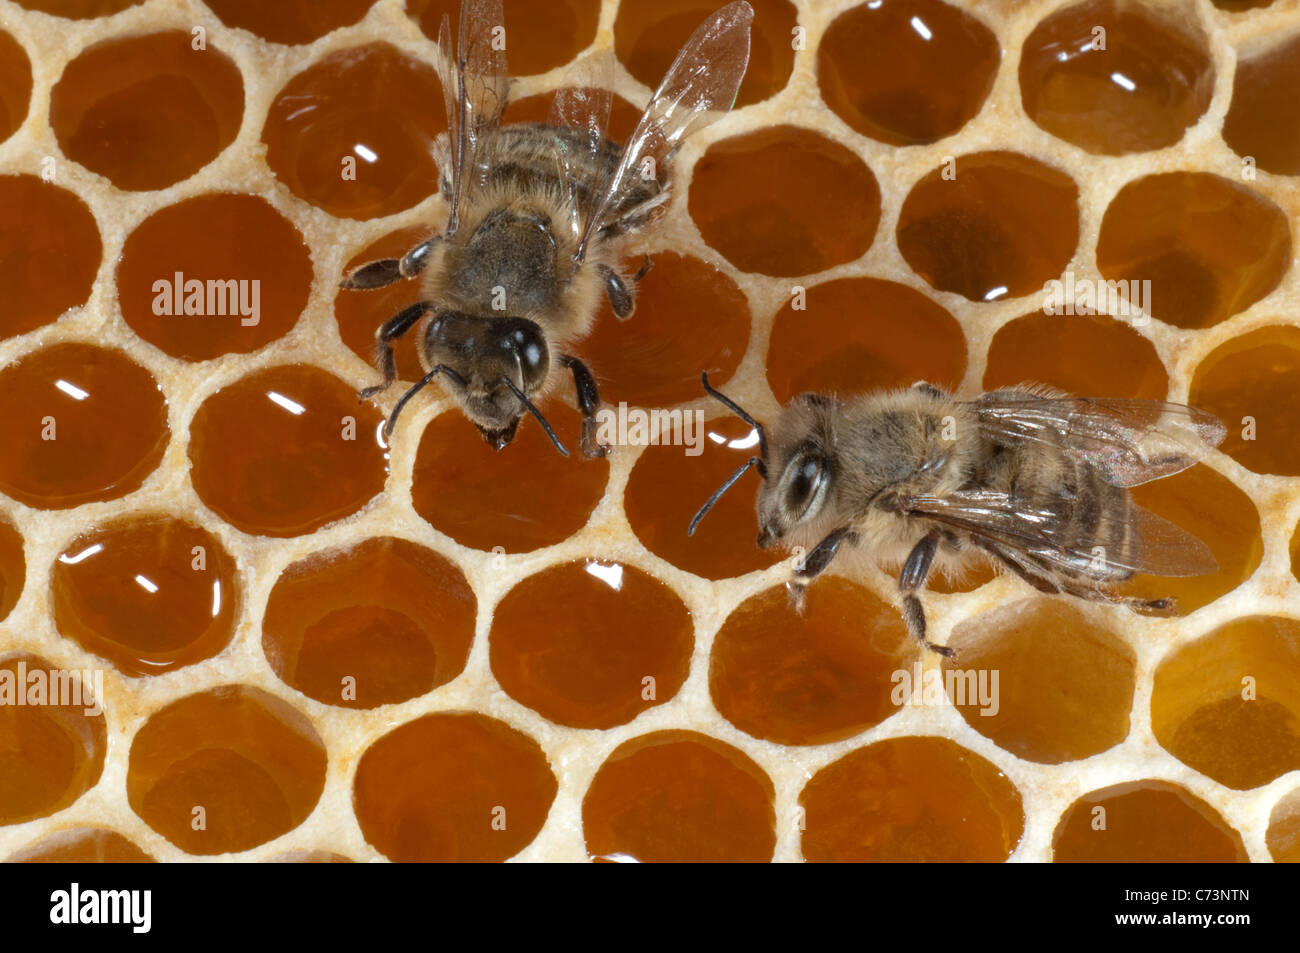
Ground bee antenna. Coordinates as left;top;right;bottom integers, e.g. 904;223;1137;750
700;372;768;460
384;364;467;439
688;456;762;536
499;376;570;458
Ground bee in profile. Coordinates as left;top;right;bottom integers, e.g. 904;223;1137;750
688;376;1227;657
340;0;754;457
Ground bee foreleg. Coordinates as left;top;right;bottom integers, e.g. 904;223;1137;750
598;264;635;319
360;301;434;400
559;355;607;459
340;236;439;290
900;530;956;658
788;527;858;611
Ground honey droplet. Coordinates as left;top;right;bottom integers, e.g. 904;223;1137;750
626;416;780;580
818;0;999;145
897;151;1080;302
263;537;476;709
689;126;881;278
117;193;313;361
0;653;107;826
1267;787;1300;862
984;312;1168;400
1152;616;1300;790
0;30;31;145
1052;780;1247;862
52;515;239;677
189;365;387;538
411;402;607;553
800;737;1024;862
948;600;1136;763
1096;172;1291;329
1019;0;1213;155
204;0;377;45
0;175;102;340
582;730;776;862
1189;325;1300;476
0;517;25;623
766;277;965;402
1224;33;1300;175
614;0;795;107
581;252;750;408
127;685;327;855
410;0;601;76
263;43;444;220
490;561;693;729
6;828;154;863
711;578;918;746
353;711;557;862
10;0;143;16
50;32;244;192
0;343;168;509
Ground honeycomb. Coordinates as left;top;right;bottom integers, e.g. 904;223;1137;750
0;0;1298;864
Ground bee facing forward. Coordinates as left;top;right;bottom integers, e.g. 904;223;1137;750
341;0;753;457
689;376;1227;657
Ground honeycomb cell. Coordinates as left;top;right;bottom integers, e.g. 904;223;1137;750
49;32;244;192
1189;325;1300;476
203;0;377;45
263;43;444;220
1052;780;1247;862
1019;0;1213;156
10;0;142;15
984;311;1167;400
0;654;107;826
266;850;352;863
410;0;601;77
800;736;1024;862
1122;464;1262;614
411;402;607;553
51;515;239;677
711;578;917;746
1096;172;1291;329
5;828;154;863
490;561;693;729
766;277;966;402
353;711;557;862
946;600;1136;764
127;685;327;855
188;365;387;538
116;193;313;361
689;126;881;278
0;176;102;340
0;343;169;510
1212;0;1275;8
0;518;24;622
1152;616;1300;790
0;30;31;144
262;536;476;709
1224;34;1300;176
897;151;1080;302
614;0;795;108
1267;787;1300;862
818;0;999;146
581;252;751;408
626;416;779;581
582;730;776;863
1293;520;1300;585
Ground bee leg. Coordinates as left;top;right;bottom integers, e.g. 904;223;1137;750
359;301;434;400
900;530;957;658
340;236;439;289
598;264;636;319
910;381;948;399
560;355;607;459
787;527;858;611
972;538;1061;595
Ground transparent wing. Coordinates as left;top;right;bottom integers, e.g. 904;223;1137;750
904;490;1218;578
575;0;753;261
548;53;615;243
971;392;1227;488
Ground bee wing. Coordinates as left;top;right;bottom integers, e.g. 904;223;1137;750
905;490;1218;578
574;0;753;261
972;393;1227;488
435;0;510;236
547;53;615;243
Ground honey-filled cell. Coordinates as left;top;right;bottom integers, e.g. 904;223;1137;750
711;578;919;746
353;711;557;862
1292;520;1300;585
1052;780;1247;862
1223;33;1300;176
203;0;377;45
0;30;31;145
10;0;143;15
0;517;24;623
49;32;243;192
1267;787;1300;863
800;737;1024;862
410;0;600;77
5;828;154;863
263;537;476;709
582;730;776;863
689;126;881;278
490;561;693;729
127;686;327;855
818;0;999;146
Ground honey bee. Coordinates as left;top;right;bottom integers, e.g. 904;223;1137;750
688;376;1227;657
341;0;754;457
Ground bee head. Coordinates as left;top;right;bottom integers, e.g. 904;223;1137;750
755;394;836;548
